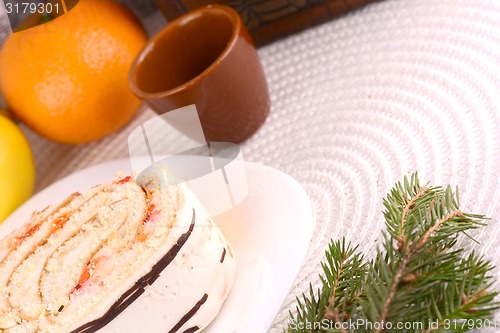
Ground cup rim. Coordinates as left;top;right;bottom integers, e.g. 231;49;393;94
128;4;242;100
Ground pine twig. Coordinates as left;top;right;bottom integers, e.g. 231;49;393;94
376;208;465;333
417;209;463;248
287;173;499;333
375;185;430;333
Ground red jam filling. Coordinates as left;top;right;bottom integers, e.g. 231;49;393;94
116;176;132;184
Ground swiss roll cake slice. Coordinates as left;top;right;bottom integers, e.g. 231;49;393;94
0;176;236;333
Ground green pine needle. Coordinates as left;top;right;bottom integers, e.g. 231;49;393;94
287;173;499;333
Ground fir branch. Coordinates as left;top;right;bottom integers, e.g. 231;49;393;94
423;252;499;333
289;240;366;333
375;249;409;333
323;239;366;325
374;208;466;332
287;173;499;333
417;209;464;248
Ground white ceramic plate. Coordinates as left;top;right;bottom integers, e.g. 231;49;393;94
1;159;313;332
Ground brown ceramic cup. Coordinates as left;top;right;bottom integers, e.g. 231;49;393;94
129;5;270;143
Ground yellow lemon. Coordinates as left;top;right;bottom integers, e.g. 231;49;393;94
0;115;35;222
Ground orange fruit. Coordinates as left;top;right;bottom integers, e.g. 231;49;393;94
0;0;147;144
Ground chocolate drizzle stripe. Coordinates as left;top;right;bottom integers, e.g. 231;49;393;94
220;248;227;263
168;294;208;333
182;326;200;333
70;208;196;333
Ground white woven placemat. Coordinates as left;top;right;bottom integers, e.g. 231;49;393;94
7;0;500;331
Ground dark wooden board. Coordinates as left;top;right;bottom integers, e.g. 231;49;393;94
155;0;380;46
